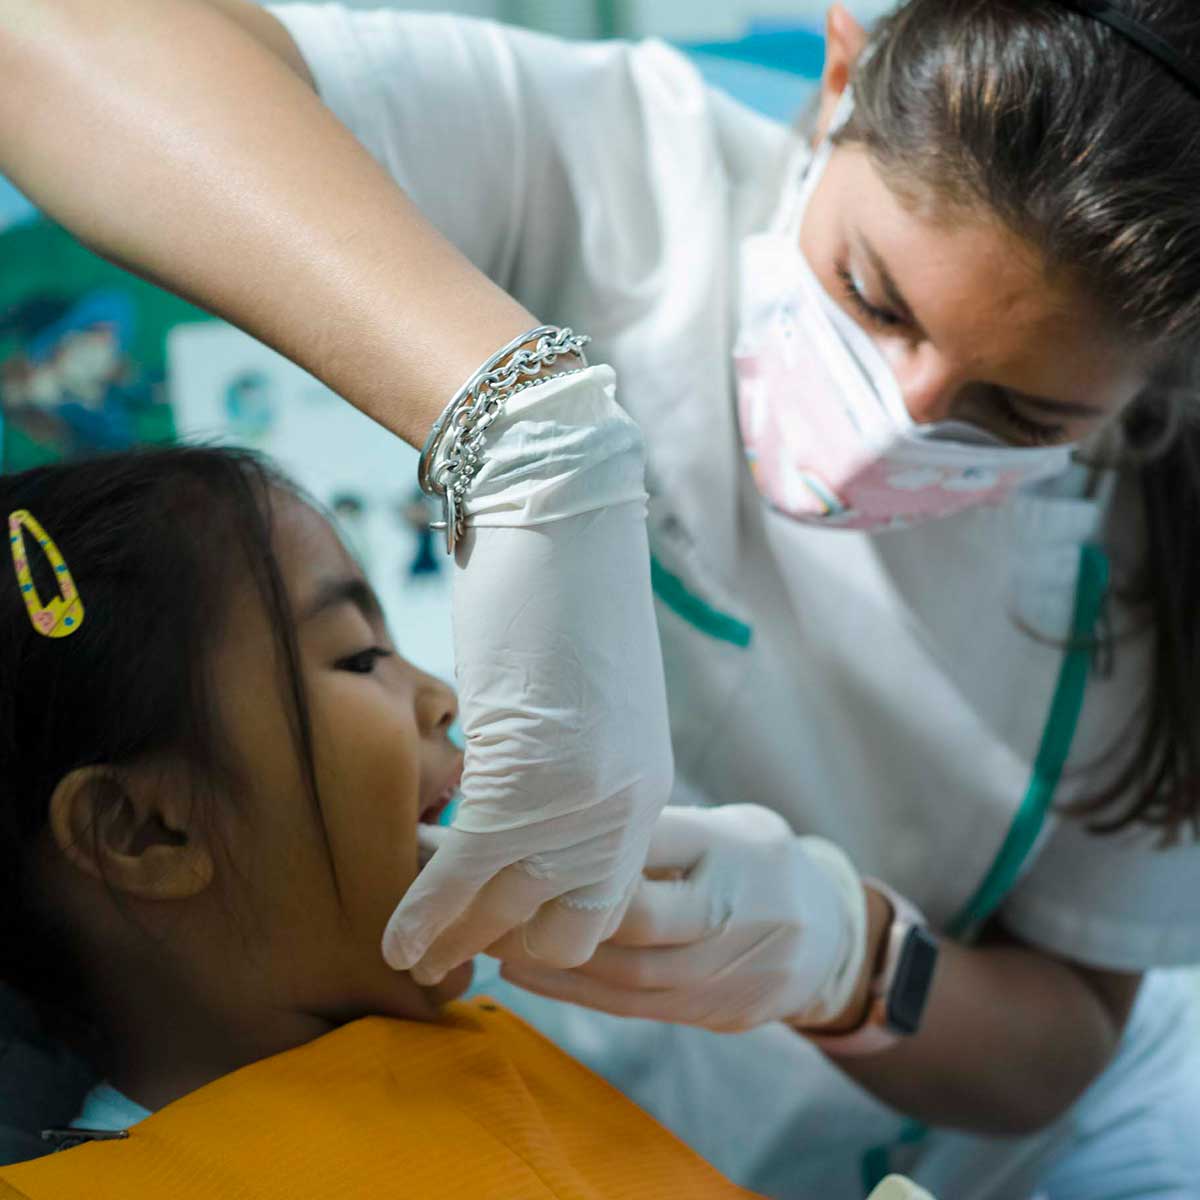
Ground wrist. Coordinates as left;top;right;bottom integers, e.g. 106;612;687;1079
803;882;940;1055
802;885;891;1034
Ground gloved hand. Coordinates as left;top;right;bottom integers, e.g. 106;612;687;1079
382;365;674;983
499;804;868;1032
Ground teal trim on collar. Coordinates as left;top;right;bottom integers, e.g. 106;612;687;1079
946;543;1110;940
650;555;753;649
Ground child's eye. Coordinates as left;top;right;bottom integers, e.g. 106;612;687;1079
336;647;394;674
835;263;905;330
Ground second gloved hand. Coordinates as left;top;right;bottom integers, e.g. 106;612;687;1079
500;804;868;1033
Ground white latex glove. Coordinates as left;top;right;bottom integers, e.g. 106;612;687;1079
500;804;868;1033
383;365;673;982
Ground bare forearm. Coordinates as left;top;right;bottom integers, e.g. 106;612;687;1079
0;0;533;446
826;934;1139;1135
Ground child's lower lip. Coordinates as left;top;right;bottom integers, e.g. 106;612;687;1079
420;759;463;825
419;791;455;825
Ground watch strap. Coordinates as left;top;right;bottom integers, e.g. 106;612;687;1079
807;879;937;1057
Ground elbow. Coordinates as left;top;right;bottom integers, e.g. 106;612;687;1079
994;981;1134;1136
940;1094;1075;1140
957;1057;1108;1138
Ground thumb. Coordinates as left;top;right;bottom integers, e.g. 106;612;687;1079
608;870;728;947
417;822;451;869
641;806;719;875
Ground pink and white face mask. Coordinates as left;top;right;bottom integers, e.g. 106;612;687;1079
734;110;1073;534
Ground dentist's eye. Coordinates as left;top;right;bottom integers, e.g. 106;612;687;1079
991;390;1066;447
336;647;394;674
835;263;904;330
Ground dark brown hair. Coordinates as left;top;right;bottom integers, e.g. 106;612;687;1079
0;446;328;1017
846;0;1200;839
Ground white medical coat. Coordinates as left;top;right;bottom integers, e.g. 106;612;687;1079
271;8;1200;1195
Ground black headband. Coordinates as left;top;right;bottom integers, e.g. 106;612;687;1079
1057;0;1200;100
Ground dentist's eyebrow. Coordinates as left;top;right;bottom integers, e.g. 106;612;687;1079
303;576;382;623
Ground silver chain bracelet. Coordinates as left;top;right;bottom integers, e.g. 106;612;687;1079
418;325;590;554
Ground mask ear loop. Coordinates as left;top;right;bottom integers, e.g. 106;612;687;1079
8;510;86;639
770;89;857;239
777;86;917;436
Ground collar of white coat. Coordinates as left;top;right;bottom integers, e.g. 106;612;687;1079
1007;462;1117;641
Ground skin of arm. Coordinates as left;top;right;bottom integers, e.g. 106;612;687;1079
812;889;1142;1136
0;0;535;447
203;0;318;88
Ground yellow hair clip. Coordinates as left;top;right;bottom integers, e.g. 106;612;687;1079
8;510;85;639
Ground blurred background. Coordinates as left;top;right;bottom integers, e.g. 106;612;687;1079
1;0;897;681
318;0;894;37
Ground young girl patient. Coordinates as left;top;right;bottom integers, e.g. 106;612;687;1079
0;446;758;1200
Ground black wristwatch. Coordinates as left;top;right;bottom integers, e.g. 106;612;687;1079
808;879;939;1056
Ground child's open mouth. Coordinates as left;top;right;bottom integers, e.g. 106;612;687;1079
420;759;463;826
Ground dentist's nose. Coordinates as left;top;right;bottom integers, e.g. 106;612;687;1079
893;344;963;426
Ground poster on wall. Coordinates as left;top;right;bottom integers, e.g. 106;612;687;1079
0;206;201;472
168;321;454;682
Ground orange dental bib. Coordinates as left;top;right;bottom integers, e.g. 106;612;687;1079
0;998;759;1199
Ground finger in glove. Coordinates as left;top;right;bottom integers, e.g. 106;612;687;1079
532;933;778;991
383;826;530;971
484;875;638;967
606;874;729;947
406;863;564;985
501;962;775;1033
500;963;681;1024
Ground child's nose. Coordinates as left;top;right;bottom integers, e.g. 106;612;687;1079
416;673;458;736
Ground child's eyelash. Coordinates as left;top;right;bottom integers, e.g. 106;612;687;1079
835;263;902;329
336;646;394;674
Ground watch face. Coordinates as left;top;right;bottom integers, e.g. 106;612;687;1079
886;927;939;1035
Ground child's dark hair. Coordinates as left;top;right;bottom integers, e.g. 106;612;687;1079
0;445;323;1016
847;0;1200;839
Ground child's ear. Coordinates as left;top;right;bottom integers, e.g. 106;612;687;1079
47;766;214;901
814;3;869;144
